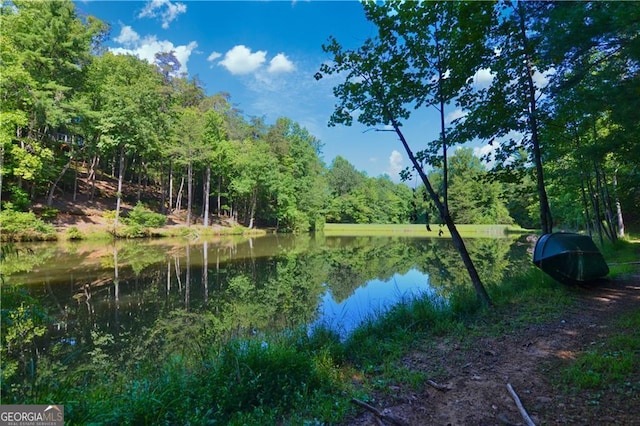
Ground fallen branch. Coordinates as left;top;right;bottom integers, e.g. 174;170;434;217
350;398;409;426
506;383;536;426
426;379;451;391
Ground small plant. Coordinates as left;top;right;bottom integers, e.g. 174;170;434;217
66;226;84;240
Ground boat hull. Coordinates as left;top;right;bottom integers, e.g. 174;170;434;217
533;233;609;284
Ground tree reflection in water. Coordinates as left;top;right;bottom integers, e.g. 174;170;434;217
1;233;530;391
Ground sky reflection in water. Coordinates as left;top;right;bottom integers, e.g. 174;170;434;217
313;268;435;339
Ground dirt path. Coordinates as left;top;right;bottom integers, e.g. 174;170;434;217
344;275;640;426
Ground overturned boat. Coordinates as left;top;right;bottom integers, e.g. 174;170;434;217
533;232;609;285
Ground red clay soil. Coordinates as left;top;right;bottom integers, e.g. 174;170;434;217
341;275;640;426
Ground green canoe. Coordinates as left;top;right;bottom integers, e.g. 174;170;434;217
533;233;609;284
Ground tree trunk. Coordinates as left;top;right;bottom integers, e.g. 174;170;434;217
114;147;125;229
598;166;617;242
72;152;78;202
88;154;99;201
586;171;604;246
391;118;492;307
613;170;625;238
47;155;73;206
248;188;257;229
136;156;142;203
217;175;222;217
160;162;166;214
187;160;193;227
168;162;174;213
175;176;184;212
203;164;211;227
579;175;592;237
518;1;553;234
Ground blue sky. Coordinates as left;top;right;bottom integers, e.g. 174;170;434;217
74;0;477;182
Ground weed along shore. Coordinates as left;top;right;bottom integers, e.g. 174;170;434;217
2;214;638;424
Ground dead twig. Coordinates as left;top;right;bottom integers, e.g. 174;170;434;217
350;398;409;426
506;383;536;426
426;379;452;391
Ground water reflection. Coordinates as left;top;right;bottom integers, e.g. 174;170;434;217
313;269;436;338
2;234;530;367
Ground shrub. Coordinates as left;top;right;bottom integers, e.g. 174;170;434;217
0;210;56;241
66;226;84;240
125;202;167;228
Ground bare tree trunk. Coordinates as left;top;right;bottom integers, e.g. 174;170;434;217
203;164;211;227
160;162;166;214
114;147;125;229
598;166;617;242
47;156;73;206
175;176;184;212
168;162;174;213
88;154;99;201
217;175;222;217
613;170;625;238
586;171;604;246
248;188;257;229
73;151;78;202
390;118;492;307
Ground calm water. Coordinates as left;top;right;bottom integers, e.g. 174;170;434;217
2;233;531;361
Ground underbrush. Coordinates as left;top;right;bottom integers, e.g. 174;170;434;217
0;210;57;242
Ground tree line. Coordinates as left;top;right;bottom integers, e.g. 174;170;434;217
1;1;638;238
0;0;521;233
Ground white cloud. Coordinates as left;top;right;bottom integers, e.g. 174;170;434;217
532;67;555;89
114;25;140;45
445;108;467;124
207;51;222;62
388;150;403;176
138;0;186;29
111;25;197;75
473;143;497;169
471;68;494;89
219;45;267;75
268;53;295;73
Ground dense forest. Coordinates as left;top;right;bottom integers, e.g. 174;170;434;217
1;1;638;237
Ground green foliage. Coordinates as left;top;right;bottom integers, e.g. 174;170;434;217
0;288;49;399
66;226;84;240
0;210;56;241
212;338;336;423
124;202;167;228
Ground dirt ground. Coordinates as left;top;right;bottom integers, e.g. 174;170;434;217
341;275;640;426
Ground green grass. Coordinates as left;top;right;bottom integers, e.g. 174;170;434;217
322;223;527;238
557;309;640;392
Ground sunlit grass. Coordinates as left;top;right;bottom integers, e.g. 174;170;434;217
556;309;640;392
322;223;528;238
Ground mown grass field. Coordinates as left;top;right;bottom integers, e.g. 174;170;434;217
322;223;529;238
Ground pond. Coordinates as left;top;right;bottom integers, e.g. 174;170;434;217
1;232;531;372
